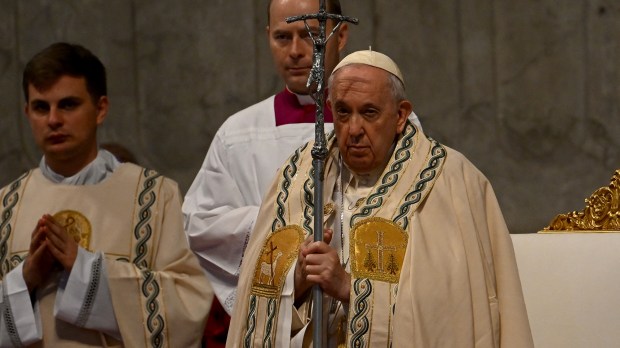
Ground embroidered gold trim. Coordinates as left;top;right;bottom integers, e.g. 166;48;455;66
251;225;304;298
324;202;335;216
53;210;92;250
350;217;408;283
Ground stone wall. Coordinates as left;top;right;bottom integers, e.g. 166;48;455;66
1;0;618;233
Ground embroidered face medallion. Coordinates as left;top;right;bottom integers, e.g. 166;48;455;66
53;210;92;250
350;217;408;283
251;225;304;298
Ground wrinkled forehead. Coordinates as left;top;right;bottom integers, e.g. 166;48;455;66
331;65;388;93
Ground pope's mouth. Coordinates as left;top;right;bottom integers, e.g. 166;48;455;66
347;146;369;155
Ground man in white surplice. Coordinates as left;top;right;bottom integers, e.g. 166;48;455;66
182;0;350;317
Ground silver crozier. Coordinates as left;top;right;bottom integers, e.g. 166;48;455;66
286;2;357;346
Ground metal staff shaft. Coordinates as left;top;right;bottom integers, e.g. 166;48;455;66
287;2;357;346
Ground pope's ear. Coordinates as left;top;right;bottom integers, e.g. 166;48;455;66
396;100;412;133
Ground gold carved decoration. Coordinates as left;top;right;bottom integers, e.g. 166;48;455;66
542;170;620;232
53;210;92;249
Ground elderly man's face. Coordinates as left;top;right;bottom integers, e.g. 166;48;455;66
329;65;410;174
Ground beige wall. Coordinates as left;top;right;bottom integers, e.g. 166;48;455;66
1;1;618;233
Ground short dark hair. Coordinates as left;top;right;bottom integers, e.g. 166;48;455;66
267;0;342;24
22;42;107;102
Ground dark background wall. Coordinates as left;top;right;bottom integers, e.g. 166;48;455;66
1;1;618;233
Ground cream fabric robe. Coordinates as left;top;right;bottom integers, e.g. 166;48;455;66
0;164;212;347
182;90;421;315
227;122;533;347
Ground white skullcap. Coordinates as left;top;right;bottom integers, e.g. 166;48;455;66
333;49;405;86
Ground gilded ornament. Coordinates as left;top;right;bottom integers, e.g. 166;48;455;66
53;210;92;250
251;225;304;298
350;217;408;283
543;170;620;232
324;202;335;216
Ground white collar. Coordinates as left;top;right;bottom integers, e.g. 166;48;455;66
286;86;314;106
40;149;121;185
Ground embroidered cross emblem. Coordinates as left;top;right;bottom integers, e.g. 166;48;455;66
260;241;282;285
364;230;398;272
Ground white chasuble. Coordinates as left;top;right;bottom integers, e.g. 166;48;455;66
228;121;533;348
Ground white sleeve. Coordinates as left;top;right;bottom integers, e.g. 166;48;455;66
54;247;120;339
0;262;42;347
183;132;259;314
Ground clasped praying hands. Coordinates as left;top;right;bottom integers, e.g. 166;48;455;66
23;214;79;292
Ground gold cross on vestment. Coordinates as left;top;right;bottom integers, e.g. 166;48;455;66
365;230;398;273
